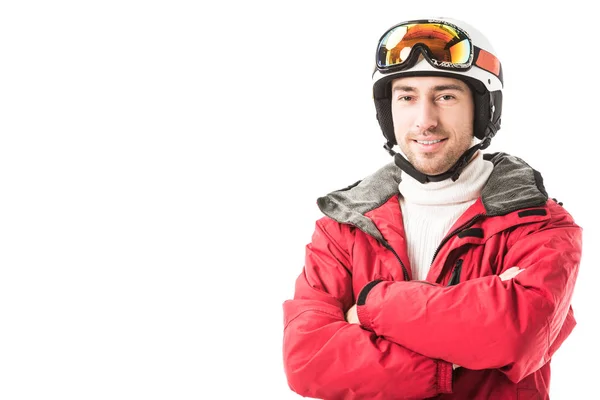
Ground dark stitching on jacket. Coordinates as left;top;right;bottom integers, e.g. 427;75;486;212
357;280;383;305
518;209;547;217
457;228;484;238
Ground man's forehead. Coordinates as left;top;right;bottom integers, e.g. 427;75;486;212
391;76;469;91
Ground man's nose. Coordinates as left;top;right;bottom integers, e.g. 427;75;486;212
413;101;438;133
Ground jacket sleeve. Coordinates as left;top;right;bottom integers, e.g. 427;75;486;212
283;217;453;400
356;206;582;383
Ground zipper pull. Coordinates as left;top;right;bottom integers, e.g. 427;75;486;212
447;259;463;286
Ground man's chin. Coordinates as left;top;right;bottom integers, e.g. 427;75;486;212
418;168;446;176
412;161;449;176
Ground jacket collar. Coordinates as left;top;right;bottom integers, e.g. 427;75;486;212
316;152;548;242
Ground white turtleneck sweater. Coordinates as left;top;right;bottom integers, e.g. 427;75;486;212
399;151;493;281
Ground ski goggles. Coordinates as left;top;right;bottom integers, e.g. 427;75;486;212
376;20;501;78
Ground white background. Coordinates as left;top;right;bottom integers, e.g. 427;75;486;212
0;1;597;399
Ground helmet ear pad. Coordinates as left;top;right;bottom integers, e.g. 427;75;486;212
373;71;498;144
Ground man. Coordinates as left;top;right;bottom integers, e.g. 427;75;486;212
282;17;582;399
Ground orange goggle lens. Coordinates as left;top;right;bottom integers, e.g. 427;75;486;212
377;22;472;69
376;21;501;78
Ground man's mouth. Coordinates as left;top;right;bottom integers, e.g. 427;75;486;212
415;139;445;145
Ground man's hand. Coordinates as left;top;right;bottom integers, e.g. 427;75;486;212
346;304;359;324
499;266;524;281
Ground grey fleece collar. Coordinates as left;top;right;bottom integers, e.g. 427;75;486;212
316;152;548;243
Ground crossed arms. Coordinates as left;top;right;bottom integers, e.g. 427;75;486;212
283;212;581;399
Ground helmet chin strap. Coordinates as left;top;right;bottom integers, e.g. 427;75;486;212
384;122;497;184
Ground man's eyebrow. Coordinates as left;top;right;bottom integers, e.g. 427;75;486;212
391;84;466;93
392;85;416;93
432;84;466;92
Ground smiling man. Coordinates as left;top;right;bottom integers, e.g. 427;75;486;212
283;17;582;400
391;76;475;176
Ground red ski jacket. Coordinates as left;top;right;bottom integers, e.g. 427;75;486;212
283;153;582;400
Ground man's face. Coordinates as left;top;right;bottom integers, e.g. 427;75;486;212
391;75;475;176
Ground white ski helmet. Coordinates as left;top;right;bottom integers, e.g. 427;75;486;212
372;17;503;168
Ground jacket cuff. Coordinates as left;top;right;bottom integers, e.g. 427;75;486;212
356;280;383;332
437;360;453;394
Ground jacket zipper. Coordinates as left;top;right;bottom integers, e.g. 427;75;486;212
349;221;411;281
447;259;463;286
381;242;410;281
430;213;485;266
368;212;485;282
